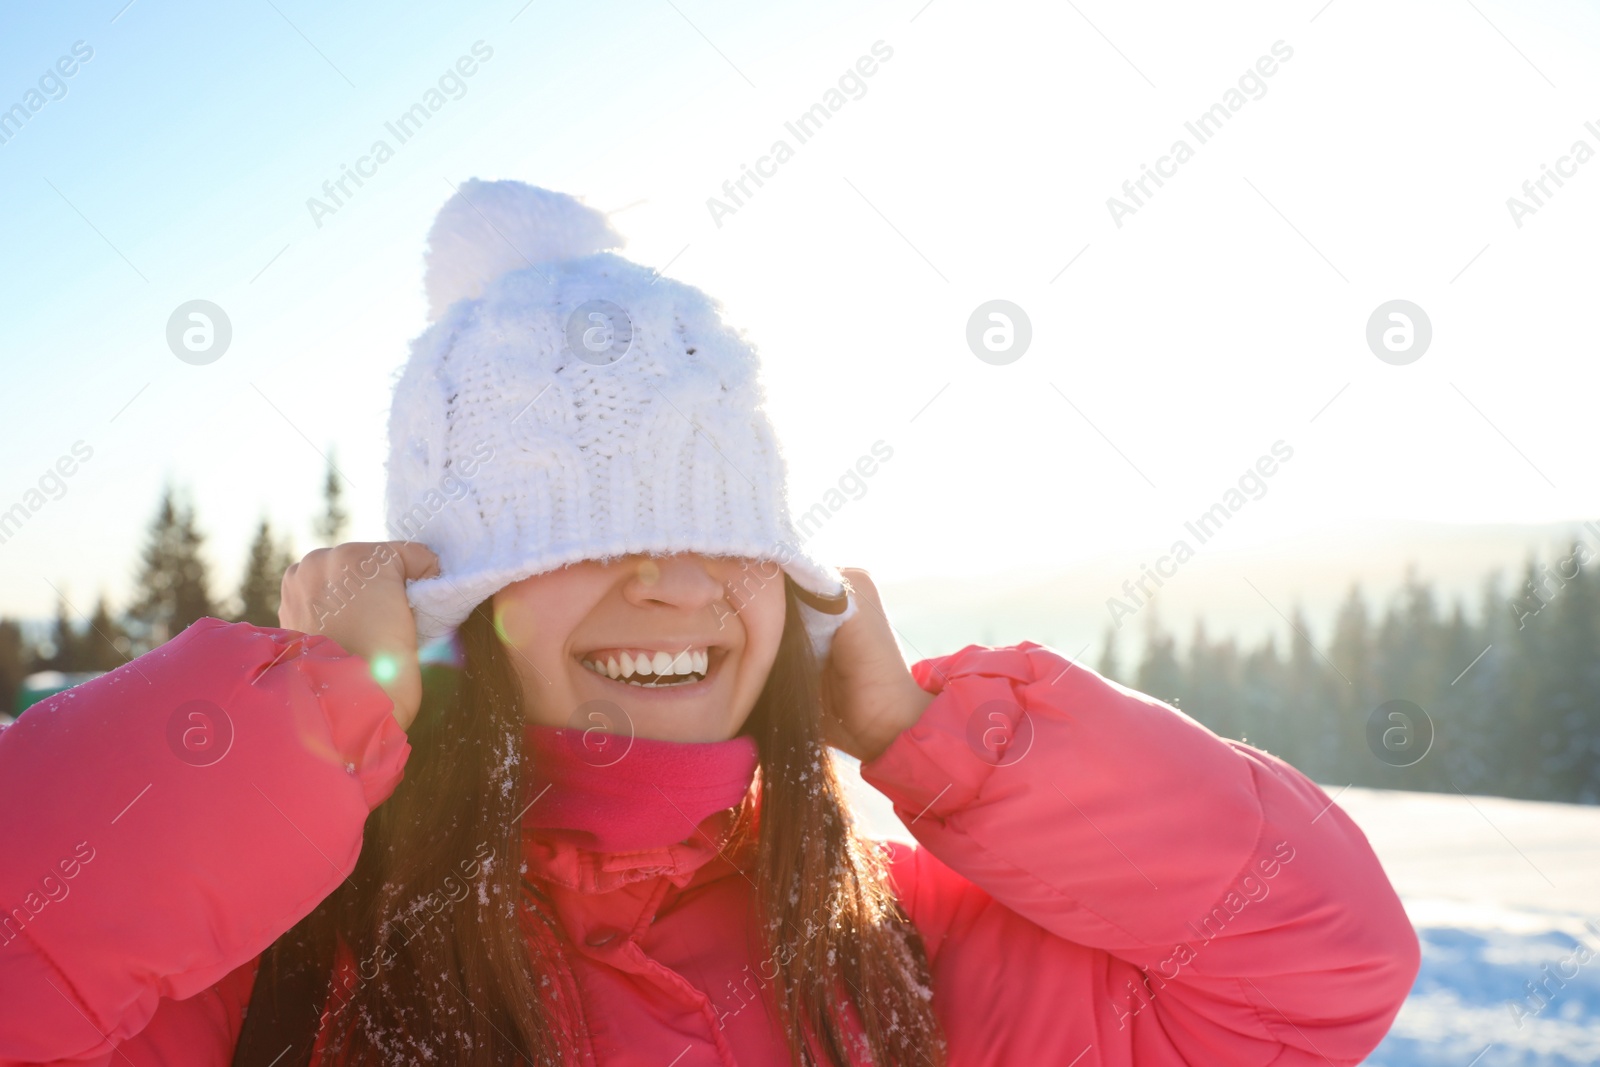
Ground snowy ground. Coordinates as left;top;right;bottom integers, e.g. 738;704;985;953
836;765;1600;1066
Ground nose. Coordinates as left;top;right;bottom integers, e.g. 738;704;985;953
621;553;724;614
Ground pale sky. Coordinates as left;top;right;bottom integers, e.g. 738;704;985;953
2;0;1597;622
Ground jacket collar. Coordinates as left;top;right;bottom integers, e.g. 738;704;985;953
518;722;760;896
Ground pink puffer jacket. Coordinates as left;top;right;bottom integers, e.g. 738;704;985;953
0;618;1418;1065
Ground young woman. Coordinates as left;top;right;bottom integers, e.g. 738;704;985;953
0;182;1418;1067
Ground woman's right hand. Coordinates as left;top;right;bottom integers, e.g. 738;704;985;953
278;541;440;731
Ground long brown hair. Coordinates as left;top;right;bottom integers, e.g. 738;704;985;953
234;575;946;1066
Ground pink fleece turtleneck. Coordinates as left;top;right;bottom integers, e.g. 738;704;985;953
520;722;760;854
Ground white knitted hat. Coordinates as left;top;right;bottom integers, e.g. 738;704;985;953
385;179;857;662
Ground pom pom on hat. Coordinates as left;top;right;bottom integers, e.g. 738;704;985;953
423;179;624;323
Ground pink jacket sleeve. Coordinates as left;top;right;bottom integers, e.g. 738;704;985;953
0;618;410;1066
859;641;1419;1067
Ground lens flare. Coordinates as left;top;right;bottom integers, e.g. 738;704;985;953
370;653;400;685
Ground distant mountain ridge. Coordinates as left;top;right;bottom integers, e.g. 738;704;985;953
880;517;1600;663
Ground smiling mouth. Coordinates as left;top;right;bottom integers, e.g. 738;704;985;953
577;647;715;688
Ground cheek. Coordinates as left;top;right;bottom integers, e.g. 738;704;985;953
492;593;541;654
491;583;580;680
743;581;789;671
492;592;582;725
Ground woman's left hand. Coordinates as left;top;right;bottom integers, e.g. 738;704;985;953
819;568;936;763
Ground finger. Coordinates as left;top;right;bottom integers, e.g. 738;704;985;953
392;541;441;581
839;567;881;610
839;567;873;589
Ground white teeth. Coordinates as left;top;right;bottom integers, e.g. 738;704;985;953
581;648;712;682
